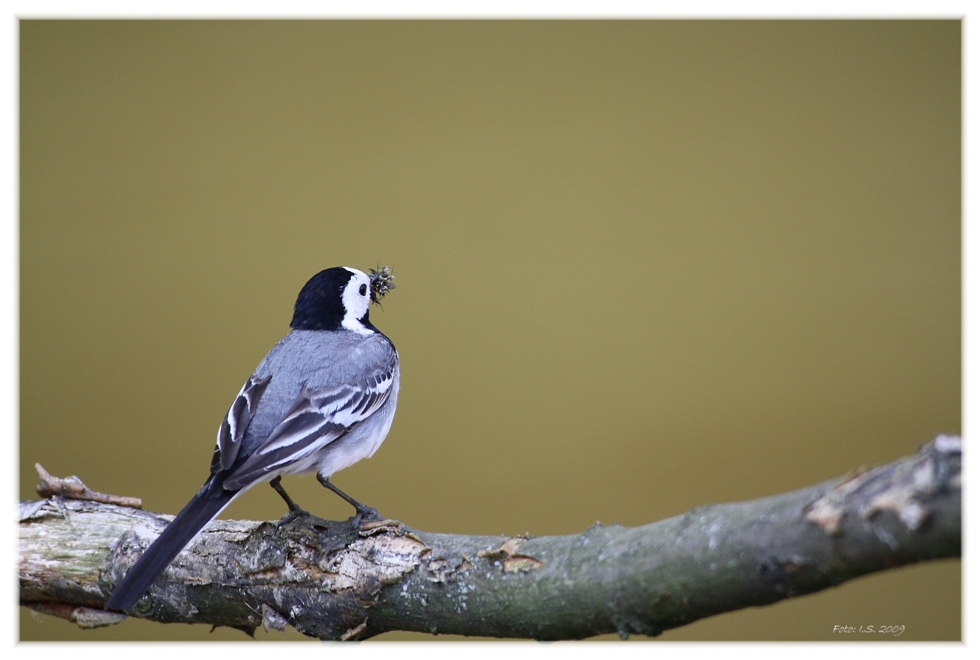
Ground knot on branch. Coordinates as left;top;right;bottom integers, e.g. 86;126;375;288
804;435;961;538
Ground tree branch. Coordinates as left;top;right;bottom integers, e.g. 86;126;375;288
19;435;961;640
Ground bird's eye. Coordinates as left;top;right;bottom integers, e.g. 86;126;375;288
359;284;367;296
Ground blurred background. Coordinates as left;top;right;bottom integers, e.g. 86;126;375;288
20;20;960;641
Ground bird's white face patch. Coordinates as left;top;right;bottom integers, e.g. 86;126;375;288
341;267;374;335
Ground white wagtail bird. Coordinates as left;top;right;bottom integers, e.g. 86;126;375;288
104;266;399;613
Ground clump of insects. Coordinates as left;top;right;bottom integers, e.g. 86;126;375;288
369;265;396;305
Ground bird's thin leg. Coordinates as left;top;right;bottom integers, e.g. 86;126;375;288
270;476;310;517
316;474;382;529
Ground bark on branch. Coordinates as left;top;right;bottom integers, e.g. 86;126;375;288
19;435;961;640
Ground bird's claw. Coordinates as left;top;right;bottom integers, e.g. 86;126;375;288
348;505;384;534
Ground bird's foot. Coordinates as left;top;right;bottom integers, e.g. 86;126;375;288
316;475;384;533
348;503;384;534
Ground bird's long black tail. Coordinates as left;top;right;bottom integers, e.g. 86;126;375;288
104;476;238;613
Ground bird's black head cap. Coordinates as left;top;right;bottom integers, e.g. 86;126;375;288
290;267;375;332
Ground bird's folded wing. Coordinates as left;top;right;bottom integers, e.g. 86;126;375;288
220;366;396;489
212;375;273;472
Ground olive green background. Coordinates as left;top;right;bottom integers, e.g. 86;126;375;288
20;20;960;641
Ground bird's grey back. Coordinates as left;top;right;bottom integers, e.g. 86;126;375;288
237;329;398;460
